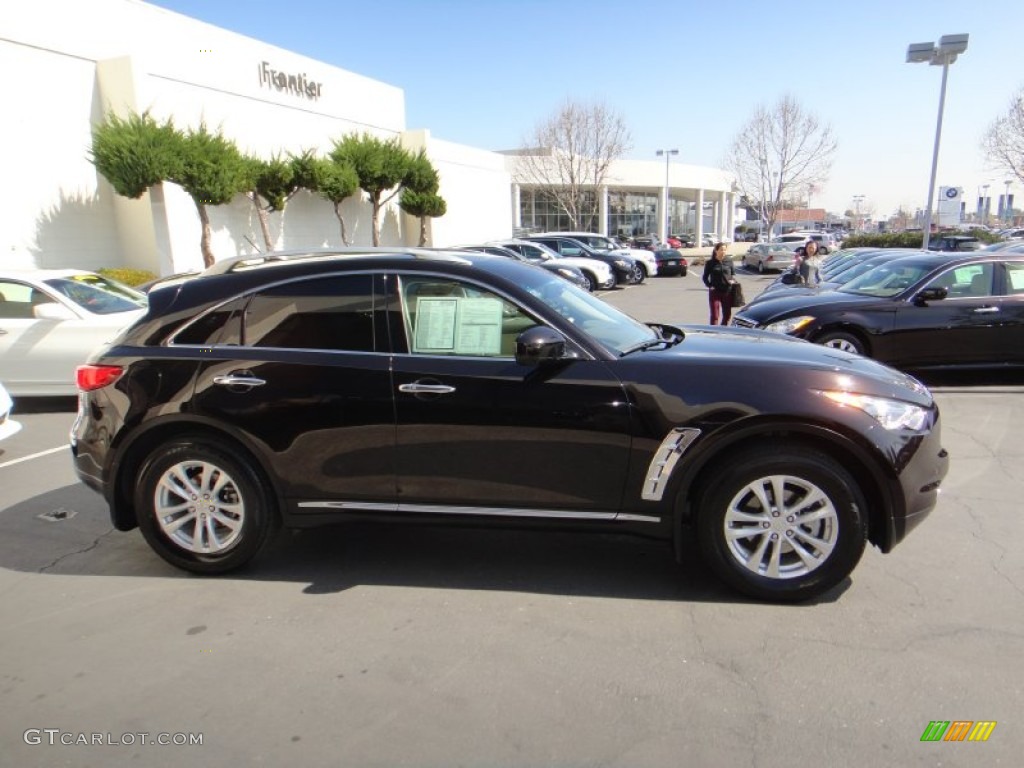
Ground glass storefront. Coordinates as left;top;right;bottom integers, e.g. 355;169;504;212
519;189;598;233
608;191;658;238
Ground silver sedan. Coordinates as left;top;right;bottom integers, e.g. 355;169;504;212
741;242;798;273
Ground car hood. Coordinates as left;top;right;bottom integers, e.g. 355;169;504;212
641;325;931;404
735;290;879;322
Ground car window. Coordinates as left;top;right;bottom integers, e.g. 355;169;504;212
44;275;146;315
840;261;935;298
1006;262;1024;295
399;277;538;358
242;275;377;352
0;280;36;319
925;264;993;298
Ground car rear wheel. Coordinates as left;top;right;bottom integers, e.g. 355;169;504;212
817;331;865;356
583;272;598;292
135;438;278;573
633;264;646;283
696;447;867;601
757;261;766;274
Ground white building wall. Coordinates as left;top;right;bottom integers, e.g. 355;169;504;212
403;131;513;247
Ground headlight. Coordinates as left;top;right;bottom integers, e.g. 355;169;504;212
614;259;630;268
818;391;929;431
764;315;815;334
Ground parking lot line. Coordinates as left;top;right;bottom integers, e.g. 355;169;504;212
0;446;67;470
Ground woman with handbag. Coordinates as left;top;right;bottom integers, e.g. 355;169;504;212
701;242;735;325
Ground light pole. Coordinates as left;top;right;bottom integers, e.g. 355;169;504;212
906;33;969;249
656;148;679;241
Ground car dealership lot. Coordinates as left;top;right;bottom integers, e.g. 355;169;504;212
1;271;1022;767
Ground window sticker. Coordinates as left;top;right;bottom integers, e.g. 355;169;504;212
413;296;502;355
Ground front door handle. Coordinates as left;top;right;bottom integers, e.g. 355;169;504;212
398;383;456;394
971;306;1000;314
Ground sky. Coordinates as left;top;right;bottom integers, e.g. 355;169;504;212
147;0;1023;222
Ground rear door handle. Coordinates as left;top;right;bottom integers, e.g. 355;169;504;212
971;307;1000;314
213;373;266;389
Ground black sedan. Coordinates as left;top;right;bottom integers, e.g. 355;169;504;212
652;248;688;276
733;251;1024;370
71;248;948;602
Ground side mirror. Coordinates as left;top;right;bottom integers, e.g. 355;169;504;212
915;286;948;304
33;302;79;321
515;326;571;366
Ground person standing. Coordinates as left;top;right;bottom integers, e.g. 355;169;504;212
798;239;822;285
702;242;735;325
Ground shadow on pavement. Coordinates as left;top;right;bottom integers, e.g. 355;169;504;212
0;484;851;606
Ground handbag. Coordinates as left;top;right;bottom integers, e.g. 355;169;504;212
729;281;746;308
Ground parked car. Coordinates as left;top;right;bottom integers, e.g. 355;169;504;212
672;234;697;248
928;234;981;252
489;239;615;291
523;236;640;285
652;249;688;276
0;381;22;441
733;251;1024;370
755;248;894;300
741;242;798;273
543;231;658;280
0;269;147;395
778;231;835;254
743;250;913;309
451;245;591;290
71;247;948;602
701;234;716;247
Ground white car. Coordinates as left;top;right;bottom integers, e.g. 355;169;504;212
0;381;22;440
490;239;616;290
0;269;147;396
534;231;659;280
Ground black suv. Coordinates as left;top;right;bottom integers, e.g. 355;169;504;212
71;248;948;601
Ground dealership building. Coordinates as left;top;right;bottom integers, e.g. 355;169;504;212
5;0;738;276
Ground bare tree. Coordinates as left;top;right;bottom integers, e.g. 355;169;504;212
725;95;837;238
981;85;1024;186
513;100;631;230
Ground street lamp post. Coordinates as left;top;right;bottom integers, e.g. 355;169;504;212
655;148;679;241
906;33;969;250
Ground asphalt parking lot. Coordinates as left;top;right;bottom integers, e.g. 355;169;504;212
1;268;1021;767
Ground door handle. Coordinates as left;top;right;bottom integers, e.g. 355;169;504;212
971;307;1000;314
213;373;266;388
398;383;456;394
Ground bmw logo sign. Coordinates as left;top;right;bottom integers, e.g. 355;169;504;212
945;188;959;198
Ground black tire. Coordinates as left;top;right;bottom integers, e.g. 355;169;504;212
757;261;765;274
134;438;278;574
816;330;866;356
696;447;867;601
633;263;646;284
583;271;598;292
680;266;688;277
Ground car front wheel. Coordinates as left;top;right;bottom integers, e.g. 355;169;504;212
817;331;866;356
633;264;646;283
696;447;867;601
135;438;278;573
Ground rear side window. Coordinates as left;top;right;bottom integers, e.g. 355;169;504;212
243;275;377;352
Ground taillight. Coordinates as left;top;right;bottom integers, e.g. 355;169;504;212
76;364;123;392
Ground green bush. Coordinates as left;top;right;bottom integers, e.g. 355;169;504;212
842;228;1000;249
98;267;157;287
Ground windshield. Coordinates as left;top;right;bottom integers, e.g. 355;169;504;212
45;274;147;315
574;235;619;252
838;260;934;298
519;269;655;353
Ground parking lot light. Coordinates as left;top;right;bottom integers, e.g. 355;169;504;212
906;34;969;250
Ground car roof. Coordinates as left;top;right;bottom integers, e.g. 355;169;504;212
0;268;97;281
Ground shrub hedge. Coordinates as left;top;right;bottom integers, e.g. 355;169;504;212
97;267;157;287
841;228;1001;249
